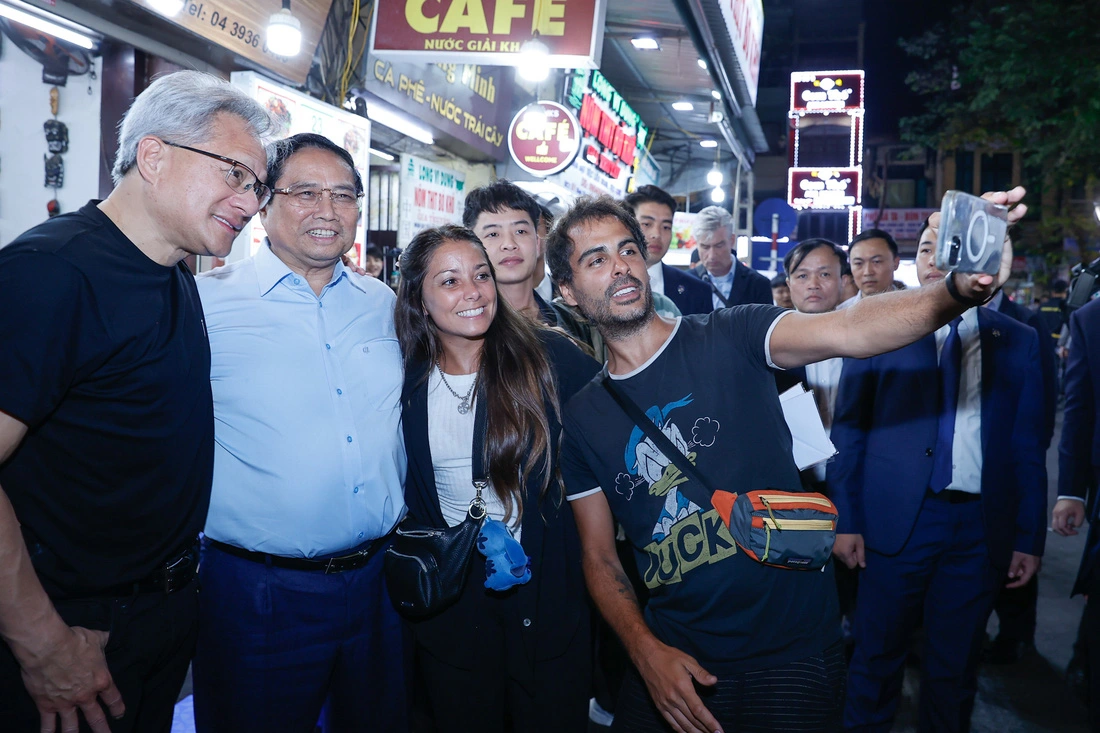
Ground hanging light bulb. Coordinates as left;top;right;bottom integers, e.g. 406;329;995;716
148;0;185;16
706;162;724;188
710;187;725;203
519;35;550;82
267;0;302;57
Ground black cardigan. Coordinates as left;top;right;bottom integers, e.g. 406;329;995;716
400;330;600;684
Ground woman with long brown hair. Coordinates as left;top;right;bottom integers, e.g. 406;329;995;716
394;224;599;732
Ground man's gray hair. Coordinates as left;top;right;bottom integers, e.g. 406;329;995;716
111;71;274;185
693;206;734;243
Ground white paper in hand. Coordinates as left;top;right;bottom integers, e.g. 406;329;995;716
778;385;837;470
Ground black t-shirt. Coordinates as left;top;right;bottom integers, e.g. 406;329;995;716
562;306;839;673
0;202;213;598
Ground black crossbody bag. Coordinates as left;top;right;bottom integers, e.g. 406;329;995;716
384;397;488;618
601;374;837;570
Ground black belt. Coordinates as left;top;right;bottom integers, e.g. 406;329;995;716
928;488;981;504
208;536;389;574
94;541;199;598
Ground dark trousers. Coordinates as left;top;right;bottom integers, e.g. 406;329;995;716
990;574;1038;643
609;642;846;732
0;578;199;733
1084;591;1100;731
844;495;1000;733
192;539;407;733
413;577;591;733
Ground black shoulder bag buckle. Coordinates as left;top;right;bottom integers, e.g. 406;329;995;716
384;395;489;618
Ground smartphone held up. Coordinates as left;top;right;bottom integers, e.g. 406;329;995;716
935;190;1008;275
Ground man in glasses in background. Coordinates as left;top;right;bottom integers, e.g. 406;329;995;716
0;71;272;732
192;132;407;732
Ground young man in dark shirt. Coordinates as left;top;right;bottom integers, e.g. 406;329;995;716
463;180;593;350
544;192;1026;732
0;71;272;732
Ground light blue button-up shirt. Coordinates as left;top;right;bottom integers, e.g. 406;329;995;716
197;242;407;557
708;269;735;310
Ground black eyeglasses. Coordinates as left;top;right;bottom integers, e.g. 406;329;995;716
163;140;272;208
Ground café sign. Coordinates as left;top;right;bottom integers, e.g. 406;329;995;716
370;0;606;68
790;70;864;113
507;101;580;177
788;167;862;210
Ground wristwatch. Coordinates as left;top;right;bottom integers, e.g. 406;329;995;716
945;271;995;307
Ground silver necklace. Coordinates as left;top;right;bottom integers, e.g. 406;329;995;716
436;362;477;415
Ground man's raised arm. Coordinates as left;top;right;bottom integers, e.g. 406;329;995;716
771;187;1028;369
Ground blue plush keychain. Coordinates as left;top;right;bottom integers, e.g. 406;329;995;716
477;518;531;591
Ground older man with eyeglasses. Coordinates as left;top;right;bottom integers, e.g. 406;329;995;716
191;132;408;733
0;71;272;733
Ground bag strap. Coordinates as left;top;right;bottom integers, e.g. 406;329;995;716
695;266;731;308
600;373;715;505
469;386;489;519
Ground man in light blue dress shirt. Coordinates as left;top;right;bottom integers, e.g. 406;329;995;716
191;133;407;733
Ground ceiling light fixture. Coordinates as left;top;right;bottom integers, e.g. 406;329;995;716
368;147;395;162
367;101;435;145
147;0;185;16
697;59;707;70
631;37;660;51
699;139;718;148
0;2;96;48
519;34;550;82
266;0;302;56
711;90;721;100
671;101;693;112
707;162;724;187
710;187;725;203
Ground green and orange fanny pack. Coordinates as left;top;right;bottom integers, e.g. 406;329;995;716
602;374;837;571
711;490;837;570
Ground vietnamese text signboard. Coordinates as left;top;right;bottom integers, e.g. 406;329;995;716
861;208;937;242
790;71;865;113
508;101;580;177
398;154;466;247
788;168;862;210
135;0;332;83
365;60;513;159
370;0;606;68
716;0;764;105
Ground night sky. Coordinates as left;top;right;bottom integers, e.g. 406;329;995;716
863;0;954;139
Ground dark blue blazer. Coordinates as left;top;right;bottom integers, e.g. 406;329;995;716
827;308;1046;569
399;330;598;683
997;295;1058;449
1059;298;1100;594
661;264;713;315
692;261;773;308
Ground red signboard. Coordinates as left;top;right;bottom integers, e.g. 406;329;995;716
790;71;864;113
788;168;862;210
508;101;581;177
370;0;605;68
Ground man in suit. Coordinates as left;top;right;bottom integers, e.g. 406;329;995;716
690;205;772;308
829;213;1046;732
984;284;1058;665
1053;295;1100;728
848;228;902;301
623;185;712;315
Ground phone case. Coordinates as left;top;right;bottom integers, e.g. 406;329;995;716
934;190;1008;275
